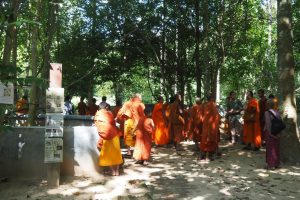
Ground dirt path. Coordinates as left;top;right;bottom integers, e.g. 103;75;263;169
1;141;300;200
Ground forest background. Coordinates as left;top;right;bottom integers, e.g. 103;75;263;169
0;0;300;163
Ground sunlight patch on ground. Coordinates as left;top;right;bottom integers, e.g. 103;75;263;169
230;164;241;169
219;187;232;196
72;180;93;188
257;172;270;177
187;178;195;182
191;196;207;200
47;187;79;196
287;172;300;176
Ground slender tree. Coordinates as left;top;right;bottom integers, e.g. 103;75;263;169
28;0;41;126
2;0;20;66
195;0;201;98
277;0;300;163
202;0;210;97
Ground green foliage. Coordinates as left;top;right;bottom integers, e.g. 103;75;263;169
0;0;298;108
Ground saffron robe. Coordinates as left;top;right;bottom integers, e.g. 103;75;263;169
189;104;203;142
16;98;28;114
78;101;88;115
124;118;136;147
243;98;262;148
152;102;169;145
99;136;123;166
113;105;124;136
133;117;154;161
200;101;220;152
169;101;185;143
119;97;146;132
94;109;121;148
88;104;99;116
183;108;190;139
259;96;268;141
94;109;122;166
119;97;145;146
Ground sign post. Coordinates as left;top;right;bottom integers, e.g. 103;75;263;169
0;82;14;105
45;63;63;187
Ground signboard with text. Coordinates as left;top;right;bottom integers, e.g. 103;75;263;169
44;138;63;163
0;82;14;104
46;88;64;113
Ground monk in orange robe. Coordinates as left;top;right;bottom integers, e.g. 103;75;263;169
77;96;88;115
152;96;169;145
87;98;99;116
189;97;203;151
200;95;220;161
183;107;190;140
243;91;261;150
94;105;123;176
164;99;172;138
258;89;268;145
16;95;29;115
117;100;134;156
133;111;154;165
118;94;145;156
113;100;124;136
169;94;185;151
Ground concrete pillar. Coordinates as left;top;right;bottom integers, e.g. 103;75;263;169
47;163;60;187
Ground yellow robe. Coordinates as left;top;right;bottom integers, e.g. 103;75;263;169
99;136;123;166
124;118;136;147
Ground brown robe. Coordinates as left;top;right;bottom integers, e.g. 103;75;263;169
200;101;220;152
189;104;203;142
169;101;185;143
243;98;261;148
133;117;154;161
152;102;169;145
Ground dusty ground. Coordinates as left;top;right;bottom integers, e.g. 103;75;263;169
1;141;300;200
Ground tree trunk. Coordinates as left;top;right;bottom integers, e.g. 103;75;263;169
28;0;41;126
277;0;300;164
267;0;274;62
202;0;210;98
38;0;59;111
216;0;225;102
2;0;20;66
87;80;93;105
176;2;185;103
195;0;201;98
113;82;124;105
160;0;168;100
42;0;58;80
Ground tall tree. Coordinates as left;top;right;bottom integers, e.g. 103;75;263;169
277;0;300;163
28;0;41;126
2;0;20;66
195;0;201;98
202;0;210;97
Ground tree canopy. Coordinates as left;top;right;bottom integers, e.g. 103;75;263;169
2;0;298;104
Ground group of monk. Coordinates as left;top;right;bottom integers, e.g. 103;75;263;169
94;92;222;176
94;88;281;176
77;96;110;116
94;93;155;176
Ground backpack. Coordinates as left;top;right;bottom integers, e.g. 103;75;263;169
268;110;286;135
